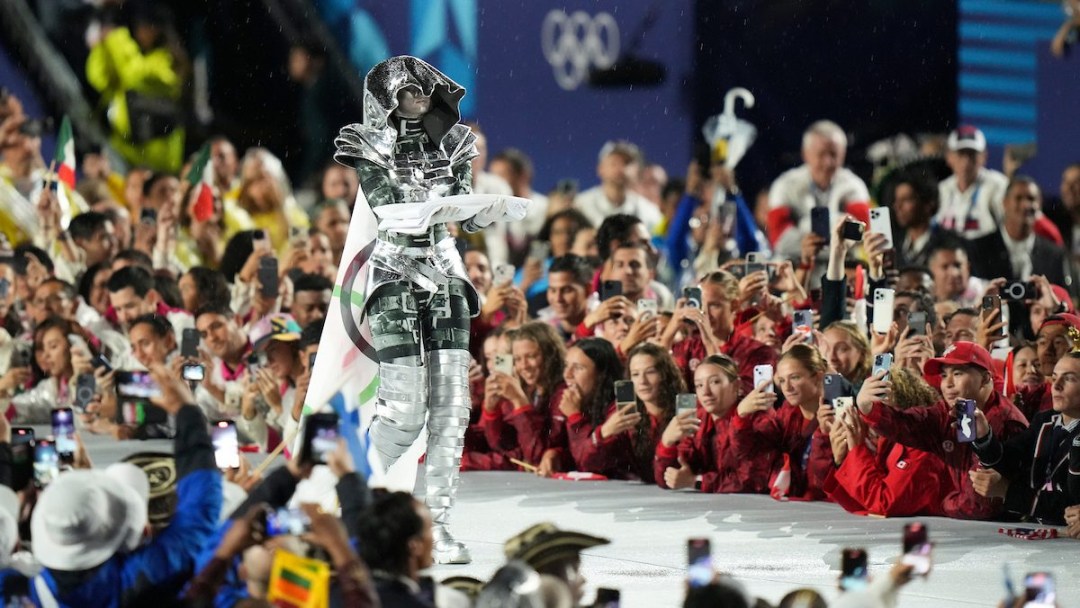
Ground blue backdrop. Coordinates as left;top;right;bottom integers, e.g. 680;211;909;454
315;0;696;192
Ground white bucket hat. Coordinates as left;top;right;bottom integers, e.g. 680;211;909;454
31;466;148;571
0;485;19;567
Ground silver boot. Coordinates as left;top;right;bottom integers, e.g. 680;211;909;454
424;349;472;564
369;361;428;472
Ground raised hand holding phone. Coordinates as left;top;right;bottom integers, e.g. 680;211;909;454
736;379;774;418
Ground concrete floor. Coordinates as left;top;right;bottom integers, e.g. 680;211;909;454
436;472;1079;608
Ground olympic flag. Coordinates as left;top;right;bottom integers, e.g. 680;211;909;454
298;186;425;491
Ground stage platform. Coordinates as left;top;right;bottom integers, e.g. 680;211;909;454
437;472;1078;607
72;432;1076;607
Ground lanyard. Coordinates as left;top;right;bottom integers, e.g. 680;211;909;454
946;182;982;232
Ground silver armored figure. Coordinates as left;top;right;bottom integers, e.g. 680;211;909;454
334;56;526;564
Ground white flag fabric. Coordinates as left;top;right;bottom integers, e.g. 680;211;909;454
298;186;425;491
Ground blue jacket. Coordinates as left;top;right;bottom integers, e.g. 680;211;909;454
29;405;222;607
665;191;764;284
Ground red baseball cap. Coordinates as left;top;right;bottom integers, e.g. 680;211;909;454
923;341;994;387
1039;312;1080;332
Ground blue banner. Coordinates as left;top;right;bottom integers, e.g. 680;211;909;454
315;0;695;191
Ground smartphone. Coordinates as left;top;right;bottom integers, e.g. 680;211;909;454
869;207;893;249
182;363;205;382
494;354;514;376
11;428;33;492
247;353;262;374
841;220;865;242
114;371;162;399
266;507;311;536
811;207;831;239
790;308;812;332
51;407;76;462
601;280;623;302
555;178;578;197
300;412;339;465
74;373;96;411
212;420;241;469
493;263;515;287
683;286;702;309
140;208;157;225
9;343;31;368
252;229;269;252
114;370;165;426
872;288;895;334
258;257;279;299
824;373;844;405
981;295;1005;340
638;298;658;320
289;225;306;242
91;353;112;373
956;399;977;443
676;393;698;414
687;538;712;588
594;588;621;608
872;353;893;382
840;548;869;591
614;380;636;408
528;240;551;261
907;311;927;337
1008;142;1038;165
882;249;897;271
181;327;200;359
753;364;774;394
833;396;854;414
33;439;60;487
901;522;932;576
1023;572;1055;606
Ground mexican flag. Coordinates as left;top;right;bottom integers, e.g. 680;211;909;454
54;116;76;189
186;143;215;222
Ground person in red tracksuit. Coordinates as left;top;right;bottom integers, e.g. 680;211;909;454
661;270;776;394
655;354;775;493
550;338;624;476
572;343;684;482
1008;343;1052;421
462;329;514;471
478;322;568;472
729;344;835;501
857;341;1029;520
824;366;949;516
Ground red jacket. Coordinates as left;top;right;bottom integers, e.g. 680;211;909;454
461;377;518;471
862;391;1028;520
824;437;948;517
1013;383;1052;423
477;383;568;468
672;332;776;395
654;406;775;494
566;402;665;480
729;401;834;501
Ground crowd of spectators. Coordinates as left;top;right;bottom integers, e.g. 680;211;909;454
2;6;1080;604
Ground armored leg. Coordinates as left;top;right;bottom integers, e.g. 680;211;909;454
422;279;473;564
366;283;425;472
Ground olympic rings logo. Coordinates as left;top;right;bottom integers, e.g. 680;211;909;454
541;10;620;91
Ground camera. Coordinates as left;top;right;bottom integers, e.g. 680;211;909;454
1002;281;1035;301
